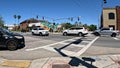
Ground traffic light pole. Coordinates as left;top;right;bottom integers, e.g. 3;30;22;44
99;0;107;29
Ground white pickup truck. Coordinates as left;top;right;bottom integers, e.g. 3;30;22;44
31;28;49;36
92;28;119;37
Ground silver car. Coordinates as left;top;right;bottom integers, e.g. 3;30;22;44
93;28;119;37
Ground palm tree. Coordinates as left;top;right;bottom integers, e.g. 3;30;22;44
13;15;17;26
17;15;21;23
14;15;17;19
13;15;21;31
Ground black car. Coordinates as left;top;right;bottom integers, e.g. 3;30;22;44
0;27;25;51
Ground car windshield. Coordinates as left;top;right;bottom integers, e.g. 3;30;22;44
0;28;13;34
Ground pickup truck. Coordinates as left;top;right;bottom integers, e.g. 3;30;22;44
92;28;119;37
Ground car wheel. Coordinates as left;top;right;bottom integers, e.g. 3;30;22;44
7;40;17;51
111;33;116;37
32;32;34;35
94;32;100;36
63;32;67;36
78;32;82;36
46;34;49;36
39;32;42;36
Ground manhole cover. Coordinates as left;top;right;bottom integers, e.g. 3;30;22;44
52;64;70;68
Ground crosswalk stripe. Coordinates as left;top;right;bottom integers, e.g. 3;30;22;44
73;37;99;57
113;37;120;40
25;37;82;51
43;47;76;55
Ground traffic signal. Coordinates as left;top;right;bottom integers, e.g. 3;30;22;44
78;16;80;21
42;16;44;20
71;17;73;21
103;0;107;3
36;15;38;19
53;23;55;25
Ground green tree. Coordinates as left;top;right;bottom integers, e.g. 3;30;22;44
62;23;74;29
0;16;4;27
74;21;78;27
83;24;88;28
88;24;97;31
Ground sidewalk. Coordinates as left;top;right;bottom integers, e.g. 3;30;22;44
0;55;120;68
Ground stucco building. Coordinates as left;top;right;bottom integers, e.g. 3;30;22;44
101;6;120;31
19;18;60;32
19;18;50;31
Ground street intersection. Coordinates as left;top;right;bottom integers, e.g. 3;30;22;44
0;32;120;60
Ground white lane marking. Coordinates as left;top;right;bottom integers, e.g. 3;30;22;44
43;47;57;53
43;47;76;55
26;37;81;51
59;42;85;47
71;44;85;47
113;37;120;40
82;41;90;43
73;37;99;57
61;49;76;55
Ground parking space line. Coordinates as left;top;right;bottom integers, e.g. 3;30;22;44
73;36;99;57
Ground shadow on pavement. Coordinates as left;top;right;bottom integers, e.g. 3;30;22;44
54;37;98;68
69;57;97;68
59;38;82;50
54;48;97;68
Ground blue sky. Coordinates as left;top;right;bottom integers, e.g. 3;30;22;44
0;0;120;26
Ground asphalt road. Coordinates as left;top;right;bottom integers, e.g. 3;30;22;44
93;36;120;48
83;35;120;56
0;32;120;60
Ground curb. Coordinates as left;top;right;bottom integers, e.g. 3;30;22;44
0;55;120;68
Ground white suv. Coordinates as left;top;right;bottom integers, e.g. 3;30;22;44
31;28;49;36
63;27;88;36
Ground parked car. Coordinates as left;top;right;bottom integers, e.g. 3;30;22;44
63;27;88;36
0;27;25;51
31;28;49;36
92;28;119;37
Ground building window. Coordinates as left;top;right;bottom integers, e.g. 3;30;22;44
109;25;115;30
108;13;115;19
